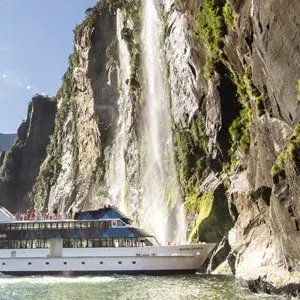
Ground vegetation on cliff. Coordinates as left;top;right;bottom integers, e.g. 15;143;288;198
33;50;79;212
272;124;300;183
174;116;209;196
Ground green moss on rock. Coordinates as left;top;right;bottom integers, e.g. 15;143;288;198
271;151;287;184
271;124;300;184
121;0;142;93
186;190;233;243
223;2;236;31
174;115;209;196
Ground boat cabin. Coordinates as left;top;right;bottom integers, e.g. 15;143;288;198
0;206;158;250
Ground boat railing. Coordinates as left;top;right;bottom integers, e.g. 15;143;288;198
14;213;67;222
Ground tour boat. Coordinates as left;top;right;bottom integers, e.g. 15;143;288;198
0;206;216;275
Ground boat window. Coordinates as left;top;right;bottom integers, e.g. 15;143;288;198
103;221;108;229
88;239;93;248
100;261;103;264
46;262;49;265
132;261;136;264
118;261;122;264
63;222;69;229
93;239;100;247
64;262;67;265
81;262;85;265
33;223;39;230
106;238;113;247
39;223;46;230
117;220;124;227
69;222;74;229
21;223;27;230
27;223;34;230
26;240;32;249
51;223;57;229
32;240;38;249
113;238;119;247
44;240;50;248
17;224;22;230
119;238;126;247
20;240;27;249
93;222;99;229
75;222;81;229
99;222;104;229
63;239;74;248
82;239;88;248
10;224;16;230
112;220;118;227
133;238;139;247
46;223;52;230
76;239;82;248
81;222;88;229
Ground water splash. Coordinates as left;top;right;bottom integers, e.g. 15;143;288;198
140;0;186;244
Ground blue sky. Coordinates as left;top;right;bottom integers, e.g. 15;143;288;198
0;0;98;133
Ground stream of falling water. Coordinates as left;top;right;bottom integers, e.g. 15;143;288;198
105;10;130;214
106;4;186;245
141;0;186;244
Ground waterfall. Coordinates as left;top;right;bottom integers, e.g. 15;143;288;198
140;0;186;244
105;9;130;214
105;3;186;245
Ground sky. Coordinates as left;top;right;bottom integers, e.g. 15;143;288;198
0;0;98;133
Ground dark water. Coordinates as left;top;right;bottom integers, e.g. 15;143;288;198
0;274;282;300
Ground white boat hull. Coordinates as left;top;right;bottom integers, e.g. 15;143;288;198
0;244;215;275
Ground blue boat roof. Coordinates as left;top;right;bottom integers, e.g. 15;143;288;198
74;207;131;224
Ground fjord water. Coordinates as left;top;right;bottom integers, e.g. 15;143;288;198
0;275;280;300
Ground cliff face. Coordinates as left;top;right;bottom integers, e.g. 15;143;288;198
1;0;300;293
0;95;57;211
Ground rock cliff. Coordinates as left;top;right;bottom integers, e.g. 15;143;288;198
1;0;300;295
0;95;57;211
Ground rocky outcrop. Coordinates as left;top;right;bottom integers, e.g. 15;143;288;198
1;0;300;294
164;0;300;294
0;95;57;211
0;134;16;151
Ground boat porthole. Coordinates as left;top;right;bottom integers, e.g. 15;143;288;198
81;262;85;265
64;262;67;265
100;261;103;264
28;262;32;265
132;261;136;264
2;262;5;266
118;261;122;264
46;262;49;265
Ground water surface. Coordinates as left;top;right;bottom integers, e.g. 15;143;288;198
0;274;282;300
